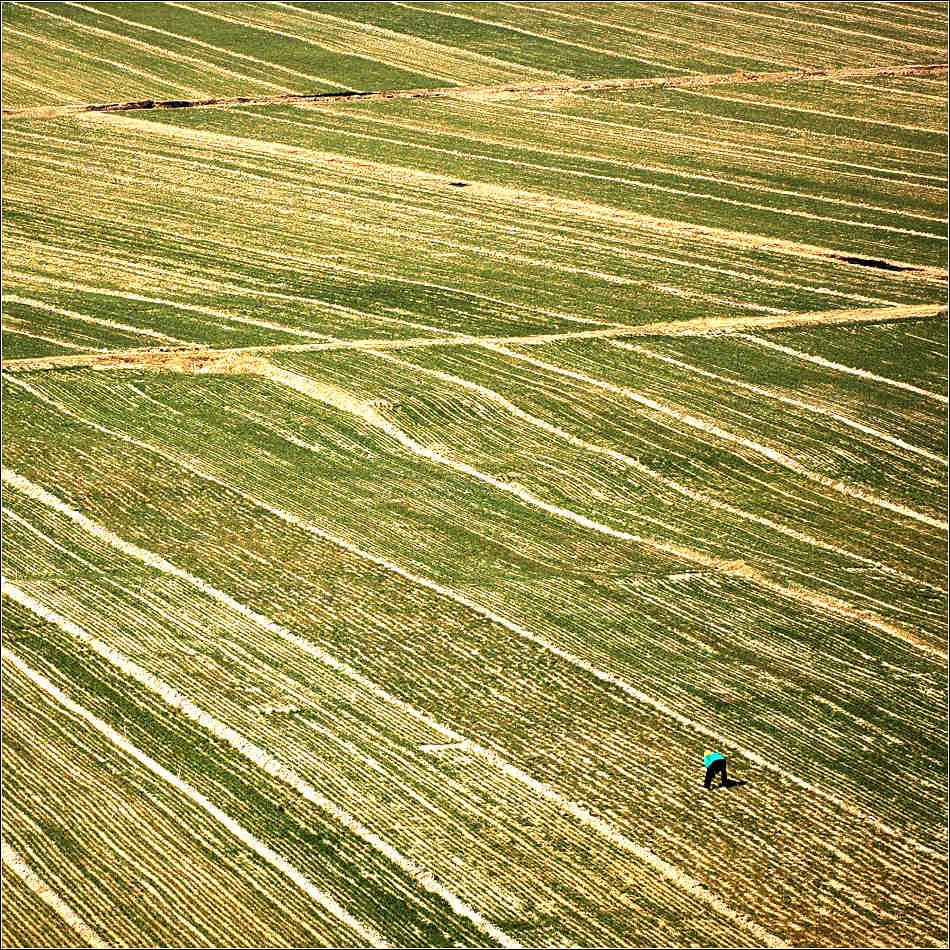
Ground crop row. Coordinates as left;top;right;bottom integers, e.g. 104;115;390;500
135;87;948;266
2;649;378;947
1;491;771;948
8;1;942;111
1;371;946;945
3;363;947;817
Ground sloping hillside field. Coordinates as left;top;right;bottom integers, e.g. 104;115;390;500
2;2;948;947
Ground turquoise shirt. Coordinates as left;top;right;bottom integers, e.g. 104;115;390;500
703;753;725;767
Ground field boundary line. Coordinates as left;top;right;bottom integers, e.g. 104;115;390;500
0;581;523;950
2;303;945;374
1;384;941;864
3;62;945;119
0;648;391;949
0;470;786;947
1;838;108;948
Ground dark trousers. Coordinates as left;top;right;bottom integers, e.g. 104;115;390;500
704;758;728;788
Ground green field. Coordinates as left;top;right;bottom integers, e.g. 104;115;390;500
2;3;948;947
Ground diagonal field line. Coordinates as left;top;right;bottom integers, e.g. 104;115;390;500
0;648;391;949
1;470;786;947
71;110;950;282
737;333;950;404
1;303;945;373
345;344;946;595
607;339;948;465
1;838;108;948
0;387;943;864
0;583;523;950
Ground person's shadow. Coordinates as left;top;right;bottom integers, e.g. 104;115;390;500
720;778;748;789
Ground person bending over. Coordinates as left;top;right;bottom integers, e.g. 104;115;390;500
703;750;728;789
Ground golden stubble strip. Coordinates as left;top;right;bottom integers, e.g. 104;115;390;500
0;582;523;950
2;303;945;373
1;838;108;948
1;653;391;948
3;62;946;119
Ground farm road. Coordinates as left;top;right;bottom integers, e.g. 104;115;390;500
3;302;946;374
3;61;946;120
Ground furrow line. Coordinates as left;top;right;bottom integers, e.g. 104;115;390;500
677;85;947;134
6;0;348;94
252;360;946;654
0;469;786;948
2;25;209;99
351;346;945;592
2;294;193;346
70;111;950;281
0;584;522;950
608;340;947;464
61;0;349;90
485;344;948;530
279;106;948;224
0;649;391;949
738;333;950;403
224;108;947;238
5;139;906;307
1;838;108;949
1;374;941;860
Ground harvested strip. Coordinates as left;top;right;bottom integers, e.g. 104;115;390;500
3;303;945;373
285;103;947;225
74;111;949;280
1;320;100;353
739;333;950;403
488;343;948;530
1;839;108;949
243;1;567;86
2;25;209;99
0;579;522;950
0;468;785;948
388;0;684;70
4;0;348;96
3;63;944;119
220;108;945;241
677;85;947;134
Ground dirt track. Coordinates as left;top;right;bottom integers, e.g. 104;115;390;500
3;303;945;374
4;62;946;120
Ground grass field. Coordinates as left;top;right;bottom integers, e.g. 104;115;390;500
1;2;948;947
